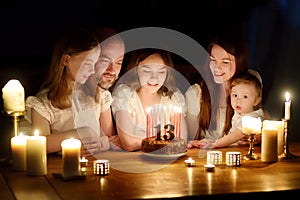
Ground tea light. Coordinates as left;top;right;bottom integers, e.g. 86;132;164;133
184;157;196;167
207;150;222;165
2;79;25;112
61;138;81;177
204;164;215;171
26;130;47;176
93;160;110;175
11;133;27;171
80;157;88;175
226;151;241;166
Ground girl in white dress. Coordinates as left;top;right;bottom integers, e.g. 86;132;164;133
112;48;188;152
25;27;110;156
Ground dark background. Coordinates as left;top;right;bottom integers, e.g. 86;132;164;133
1;0;300;155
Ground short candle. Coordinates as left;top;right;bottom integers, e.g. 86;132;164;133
11;133;27;171
61;138;81;177
26;130;47;176
226;151;241;166
207;150;222;165
204;164;215;171
80;157;88;175
93;160;110;175
184;157;195;167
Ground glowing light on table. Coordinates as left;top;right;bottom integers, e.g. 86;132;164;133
26;130;47;176
241;116;262;135
2;79;25;112
11;132;27;171
184;157;195;167
61;138;81;177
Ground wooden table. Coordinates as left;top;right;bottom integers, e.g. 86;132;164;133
1;143;300;200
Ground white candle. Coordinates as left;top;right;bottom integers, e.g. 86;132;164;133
80;157;88;175
26;130;47;176
263;120;284;155
284;92;291;120
241;116;262;135
11;133;27;171
2;79;25;112
61;138;81;177
261;124;278;162
184;157;195;167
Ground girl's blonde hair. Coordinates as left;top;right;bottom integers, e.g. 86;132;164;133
39;27;99;109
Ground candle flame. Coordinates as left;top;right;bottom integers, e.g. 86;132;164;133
285;92;290;101
34;130;40;136
146;107;151;113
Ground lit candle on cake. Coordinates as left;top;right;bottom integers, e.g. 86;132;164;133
175;106;182;138
2;79;25;112
146;107;151;138
11;132;27;171
26;130;47;176
61;138;81;177
284;92;291;120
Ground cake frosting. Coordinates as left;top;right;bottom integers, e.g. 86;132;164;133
141;136;186;154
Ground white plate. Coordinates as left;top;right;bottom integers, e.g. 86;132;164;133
143;151;187;159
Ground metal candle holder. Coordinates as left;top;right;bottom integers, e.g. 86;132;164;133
4;110;27;137
279;119;297;159
243;133;259;160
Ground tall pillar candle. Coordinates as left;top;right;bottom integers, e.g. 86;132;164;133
2;79;25;112
261;125;278;162
11;133;27;171
26;131;47;176
61;138;81;177
263;120;284;155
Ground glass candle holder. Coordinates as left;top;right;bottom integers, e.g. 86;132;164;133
226;151;241;166
93;160;110;176
207;150;222;165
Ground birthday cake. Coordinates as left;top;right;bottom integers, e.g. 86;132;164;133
141;136;186;154
141;123;186;154
142;105;186;154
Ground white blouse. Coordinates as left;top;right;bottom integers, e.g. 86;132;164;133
25;89;104;135
111;84;187;138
